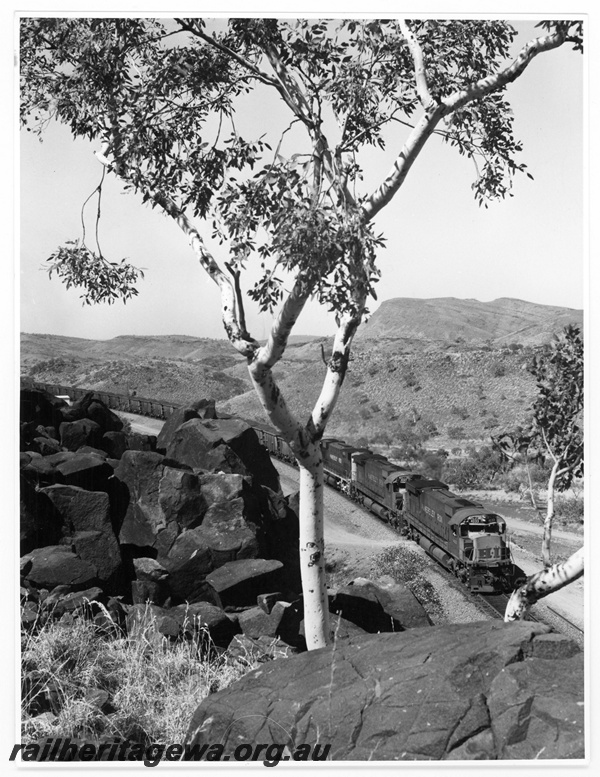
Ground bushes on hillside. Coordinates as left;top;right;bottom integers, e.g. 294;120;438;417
444;445;505;489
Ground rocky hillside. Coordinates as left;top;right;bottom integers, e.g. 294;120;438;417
359;297;582;346
221;340;539;448
21;297;581;447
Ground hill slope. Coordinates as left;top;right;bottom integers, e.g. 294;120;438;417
21;297;582;447
359;297;582;345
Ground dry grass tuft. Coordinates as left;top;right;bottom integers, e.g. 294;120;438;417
21;603;259;746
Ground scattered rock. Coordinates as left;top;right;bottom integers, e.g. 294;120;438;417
205;559;284;608
156;400;217;452
22;546;98;591
59;419;103;452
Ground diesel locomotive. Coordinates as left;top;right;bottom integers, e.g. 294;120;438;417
253;424;515;594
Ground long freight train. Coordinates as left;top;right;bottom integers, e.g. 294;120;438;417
25;380;515;593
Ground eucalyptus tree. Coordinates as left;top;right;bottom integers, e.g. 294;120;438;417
504;325;584;622
20;17;582;647
530;325;583;566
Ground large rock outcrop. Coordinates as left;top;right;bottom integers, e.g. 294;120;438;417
185;620;584;761
165;417;280;493
20;387;301;621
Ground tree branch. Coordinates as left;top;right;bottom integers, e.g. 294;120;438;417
504;546;584;621
399;19;437;112
174;18;281;91
258;272;315;371
442;28;569;113
310;305;365;440
94;146;259;359
361;103;446;222
362;26;571;223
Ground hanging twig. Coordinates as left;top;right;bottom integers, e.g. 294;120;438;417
79;166;106;253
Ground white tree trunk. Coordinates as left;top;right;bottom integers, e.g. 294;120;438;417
504;546;584;622
541;461;560;567
298;447;330;650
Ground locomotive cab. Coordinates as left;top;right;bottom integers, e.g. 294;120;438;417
451;511;512;592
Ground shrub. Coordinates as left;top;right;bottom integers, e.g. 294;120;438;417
420;452;446;479
447;425;466;440
450;405;470;420
554;494;584;525
445;445;504;489
483;416;500;430
403;369;419;388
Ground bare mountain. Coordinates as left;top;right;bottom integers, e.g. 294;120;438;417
359;297;582;345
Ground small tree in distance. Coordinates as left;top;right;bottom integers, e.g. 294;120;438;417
499;325;584;622
20;17;583;647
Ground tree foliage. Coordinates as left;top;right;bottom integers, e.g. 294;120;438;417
529;324;584;489
20;18;582;317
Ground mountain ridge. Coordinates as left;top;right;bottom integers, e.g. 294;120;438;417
359;297;582;345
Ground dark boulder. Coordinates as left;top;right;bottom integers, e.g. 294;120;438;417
157;400;217;452
54;452;114;491
43;451;76;468
329;576;431;632
100;432;129;459
126;433;157;452
237;599;307;645
31;436;62;457
68;530;123;592
113;451;169;548
191;497;264;567
160;528;214;603
76;445;109;458
86;400;123;432
100;431;129;459
166;418;280;493
158;467;209;530
20;477;63;555
115;454;271;582
21;455;64;487
20;388;67;430
22;546;98;591
185;620;583;761
40;484;114;536
59;419;103;452
131;558;169;605
171;601;239;648
485;654;585;760
205;559;284;608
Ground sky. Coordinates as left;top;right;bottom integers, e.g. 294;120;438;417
18;15;585;343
